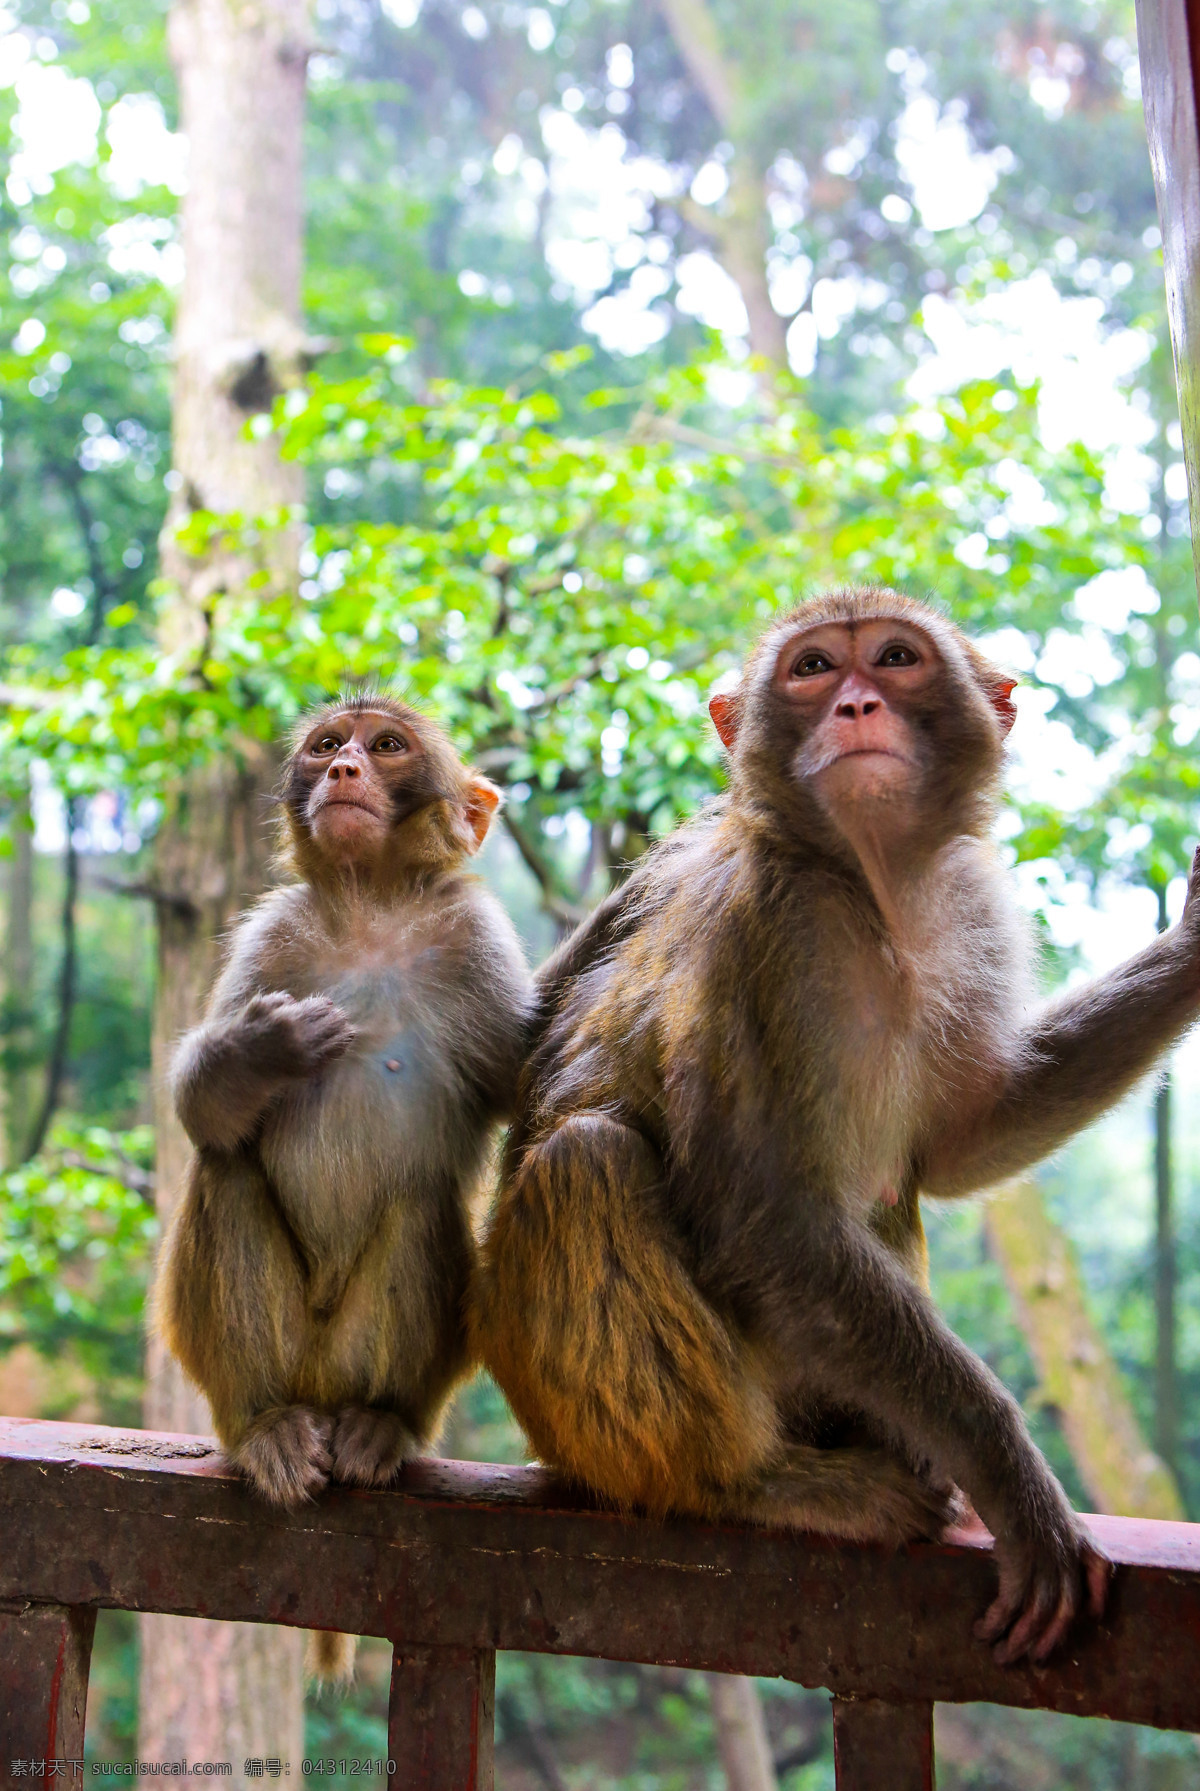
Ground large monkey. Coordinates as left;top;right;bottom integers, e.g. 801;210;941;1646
473;587;1200;1667
158;694;531;1528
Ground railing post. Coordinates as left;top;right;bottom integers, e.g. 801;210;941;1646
0;1601;96;1769
832;1696;935;1791
387;1643;495;1790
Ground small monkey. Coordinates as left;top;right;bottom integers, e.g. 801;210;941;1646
474;587;1200;1666
158;694;531;1668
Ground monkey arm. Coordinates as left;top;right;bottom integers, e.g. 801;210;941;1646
172;1014;290;1151
174;989;355;1152
921;916;1200;1198
675;1100;1106;1662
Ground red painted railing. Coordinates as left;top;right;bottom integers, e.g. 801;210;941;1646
1;1416;1199;1787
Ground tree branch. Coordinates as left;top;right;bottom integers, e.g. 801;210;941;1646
655;0;735;127
58;1151;155;1199
87;872;200;921
502;811;588;927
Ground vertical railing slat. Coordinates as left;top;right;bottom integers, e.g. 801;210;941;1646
0;1601;96;1770
387;1642;495;1790
832;1695;935;1790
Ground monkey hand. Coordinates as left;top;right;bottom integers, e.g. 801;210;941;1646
976;1474;1110;1666
239;991;356;1081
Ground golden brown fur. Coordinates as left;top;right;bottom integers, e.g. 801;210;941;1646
157;695;532;1676
472;587;1200;1664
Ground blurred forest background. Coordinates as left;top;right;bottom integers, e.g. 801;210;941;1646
2;0;1200;1782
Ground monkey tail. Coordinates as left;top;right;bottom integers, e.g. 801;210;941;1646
305;1630;357;1686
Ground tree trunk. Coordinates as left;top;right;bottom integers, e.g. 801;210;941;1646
655;0;788;370
1154;1069;1178;1482
707;1673;778;1791
985;1180;1183;1520
22;798;80;1162
2;786;35;1168
139;0;310;1771
1153;884;1180;1487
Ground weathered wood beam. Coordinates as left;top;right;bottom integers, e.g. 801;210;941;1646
2;1419;1199;1735
0;1601;95;1766
388;1645;495;1790
832;1698;934;1791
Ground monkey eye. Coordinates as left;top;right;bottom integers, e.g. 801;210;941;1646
371;733;407;754
877;643;919;667
311;734;343;754
791;650;835;678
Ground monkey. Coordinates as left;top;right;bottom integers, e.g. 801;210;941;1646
156;692;532;1675
471;585;1200;1668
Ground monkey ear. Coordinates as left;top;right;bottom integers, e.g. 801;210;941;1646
990;678;1018;738
709;692;739;751
461;775;503;853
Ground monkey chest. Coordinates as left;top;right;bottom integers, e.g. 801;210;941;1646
812;977;948;1201
259;965;472;1248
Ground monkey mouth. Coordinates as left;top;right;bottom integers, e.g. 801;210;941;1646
829;748;907;764
318;795;383;818
816;745;913;766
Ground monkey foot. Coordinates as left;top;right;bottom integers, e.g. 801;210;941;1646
232;1406;333;1508
330;1407;417;1488
747;1445;963;1546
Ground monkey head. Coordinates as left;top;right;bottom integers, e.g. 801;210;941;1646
710;587;1017;856
280;693;501;886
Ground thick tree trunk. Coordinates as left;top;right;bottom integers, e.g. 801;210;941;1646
139;0;310;1771
2;787;35;1167
985;1180;1184;1521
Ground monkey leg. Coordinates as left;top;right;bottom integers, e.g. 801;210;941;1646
477;1115;962;1542
475;1114;784;1519
304;1190;474;1487
155;1153;325;1503
740;1444;964;1544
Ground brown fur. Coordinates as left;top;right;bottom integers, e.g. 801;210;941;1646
157;694;532;1677
473;587;1200;1664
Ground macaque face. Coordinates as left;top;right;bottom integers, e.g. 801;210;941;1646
775;618;940;808
300;708;427;863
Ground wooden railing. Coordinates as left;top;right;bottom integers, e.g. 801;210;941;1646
2;1416;1199;1787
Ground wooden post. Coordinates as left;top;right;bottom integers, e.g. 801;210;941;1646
832;1696;935;1791
387;1644;495;1791
0;1601;95;1767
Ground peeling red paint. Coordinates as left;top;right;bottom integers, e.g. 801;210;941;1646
43;1625;66;1756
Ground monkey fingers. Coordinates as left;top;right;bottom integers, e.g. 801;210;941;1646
231;1406;334;1507
330;1407;416;1488
975;1533;1109;1665
244;992;356;1078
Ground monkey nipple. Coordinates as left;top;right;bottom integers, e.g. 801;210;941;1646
879;1184;899;1207
385;1059;401;1072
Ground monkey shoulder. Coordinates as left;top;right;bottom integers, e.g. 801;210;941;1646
198;885;318;1016
415;873;532;999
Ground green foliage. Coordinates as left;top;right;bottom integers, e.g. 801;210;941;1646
0;1122;156;1415
2;0;1198;1779
0;349;1146;850
0;0;174;664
